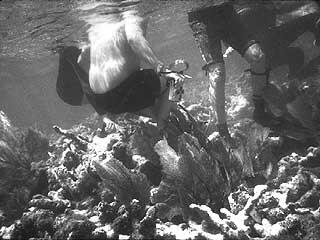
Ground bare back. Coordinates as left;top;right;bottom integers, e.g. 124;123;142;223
79;11;157;94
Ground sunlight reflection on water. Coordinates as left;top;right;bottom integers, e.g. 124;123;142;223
0;0;200;59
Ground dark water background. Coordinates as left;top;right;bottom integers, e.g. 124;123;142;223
0;0;318;133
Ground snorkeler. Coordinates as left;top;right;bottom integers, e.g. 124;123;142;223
56;9;181;129
188;1;269;145
188;1;320;145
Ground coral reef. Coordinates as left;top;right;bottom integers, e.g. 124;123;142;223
1;22;320;237
0;101;319;240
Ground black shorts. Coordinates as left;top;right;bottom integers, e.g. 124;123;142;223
188;2;257;67
88;69;161;115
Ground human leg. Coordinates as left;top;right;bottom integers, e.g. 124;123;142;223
217;4;272;126
243;43;278;126
206;63;227;124
135;71;178;129
188;6;228;127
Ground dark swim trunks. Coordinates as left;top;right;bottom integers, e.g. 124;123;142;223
57;46;161;114
85;69;161;115
188;2;258;68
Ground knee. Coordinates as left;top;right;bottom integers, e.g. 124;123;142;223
207;62;226;77
207;62;226;87
243;43;266;65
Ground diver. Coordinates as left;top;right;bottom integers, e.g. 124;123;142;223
187;1;320;145
188;1;269;146
56;9;182;130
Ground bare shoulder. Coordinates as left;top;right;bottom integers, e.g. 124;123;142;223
123;11;149;37
122;10;146;25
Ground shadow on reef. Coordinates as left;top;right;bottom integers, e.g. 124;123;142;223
1;91;320;239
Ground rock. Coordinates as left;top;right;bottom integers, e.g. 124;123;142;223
0;224;15;240
62;150;80;171
300;148;320;168
112;142;134;169
257;192;279;210
92;225;116;240
171;215;185;225
89;133;122;154
98;202;118;224
286;172;313;203
127;121;162;165
272;154;301;187
78;196;100;210
229;186;251;215
111;212;133;235
28;195;70;214
117;204;127;215
303;223;320;240
129;199;145;221
138;160;162;186
139;206;156;238
298;213;320;233
53;216;96;240
100;189;115;203
76;168;100;198
297;187;320;209
11;209;55;239
263;208;287;225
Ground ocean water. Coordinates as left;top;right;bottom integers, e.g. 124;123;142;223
0;0;317;132
0;0;210;132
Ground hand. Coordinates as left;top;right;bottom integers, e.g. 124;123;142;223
223;46;234;58
243;43;265;64
156;63;166;74
164;72;185;85
217;123;238;148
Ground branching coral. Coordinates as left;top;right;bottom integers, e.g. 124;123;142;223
152;133;231;219
53;125;89;151
152;146;320;240
189;185;267;239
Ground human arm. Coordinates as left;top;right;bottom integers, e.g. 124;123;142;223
208;63;227;126
207;63;236;146
223;46;235;58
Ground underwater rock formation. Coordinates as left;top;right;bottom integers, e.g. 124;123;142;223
153;147;320;240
